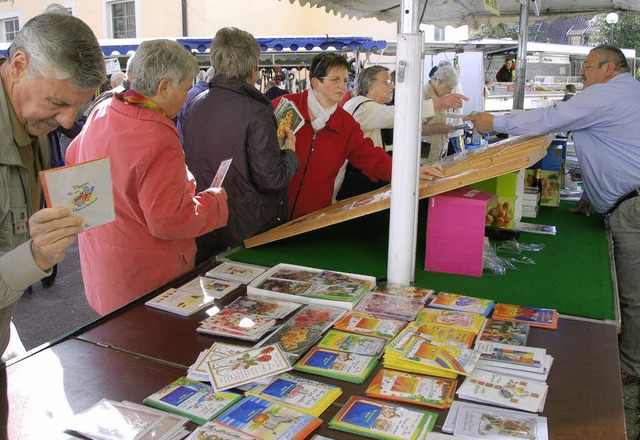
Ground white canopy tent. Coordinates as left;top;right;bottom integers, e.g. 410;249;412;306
280;0;640;285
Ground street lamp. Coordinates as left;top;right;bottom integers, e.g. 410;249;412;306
606;12;619;45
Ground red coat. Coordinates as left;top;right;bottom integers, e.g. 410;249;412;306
66;97;228;315
275;90;392;219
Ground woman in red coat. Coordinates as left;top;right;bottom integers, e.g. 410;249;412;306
275;53;444;220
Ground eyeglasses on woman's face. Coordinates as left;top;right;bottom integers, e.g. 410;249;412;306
376;78;394;86
319;76;349;85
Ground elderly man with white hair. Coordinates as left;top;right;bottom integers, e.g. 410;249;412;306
0;12;105;359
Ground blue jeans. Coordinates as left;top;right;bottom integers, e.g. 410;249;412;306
608;197;640;376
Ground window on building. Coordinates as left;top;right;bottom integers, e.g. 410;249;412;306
110;1;136;39
568;35;582;46
2;18;19;43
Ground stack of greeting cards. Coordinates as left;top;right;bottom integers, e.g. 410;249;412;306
67;398;190;440
255;304;346;361
143;377;241;424
145;276;240;316
443;401;549;439
329;396;437;440
491;303;559;330
366;369;458;410
214;395;321;440
197;309;276;341
456;369;549;413
245;372;342;416
204;344;292;393
206;261;268;284
478;319;531;346
473;340;553;382
355;282;434;321
429;292;495;317
188;342;256;383
247;263;376;310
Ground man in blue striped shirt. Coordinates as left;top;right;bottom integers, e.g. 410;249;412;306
467;45;640;385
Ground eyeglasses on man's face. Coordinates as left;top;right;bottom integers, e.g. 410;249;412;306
581;60;610;70
376;78;394;86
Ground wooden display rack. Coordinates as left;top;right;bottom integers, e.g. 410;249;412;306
244;134;552;248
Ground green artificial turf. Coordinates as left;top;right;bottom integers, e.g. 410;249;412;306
230;200;615;321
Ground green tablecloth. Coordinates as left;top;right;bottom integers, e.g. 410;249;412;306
229;201;615;321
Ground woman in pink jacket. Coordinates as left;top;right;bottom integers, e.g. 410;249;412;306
66;40;228;315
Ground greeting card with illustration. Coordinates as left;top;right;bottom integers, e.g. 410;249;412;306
40;156;115;230
211;157;232;189
206;343;292;392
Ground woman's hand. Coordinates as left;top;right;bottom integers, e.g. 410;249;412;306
419;163;446;181
283;128;296;151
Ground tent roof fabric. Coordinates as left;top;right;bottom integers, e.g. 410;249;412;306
280;0;640;27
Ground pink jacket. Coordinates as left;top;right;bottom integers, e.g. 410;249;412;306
66;97;228;315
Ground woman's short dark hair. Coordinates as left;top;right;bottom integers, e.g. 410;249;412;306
309;53;349;80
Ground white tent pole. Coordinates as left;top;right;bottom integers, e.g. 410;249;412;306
387;0;422;285
513;1;530;110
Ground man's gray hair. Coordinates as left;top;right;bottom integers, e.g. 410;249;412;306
10;12;105;91
592;45;631;73
210;27;260;82
130;40;199;97
431;61;459;90
354;65;389;97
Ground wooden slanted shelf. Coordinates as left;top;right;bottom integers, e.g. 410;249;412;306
244;134;552;248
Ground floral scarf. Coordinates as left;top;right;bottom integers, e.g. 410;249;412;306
118;90;166;117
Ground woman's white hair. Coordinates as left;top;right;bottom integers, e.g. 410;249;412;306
432;61;459;90
130;40;199;97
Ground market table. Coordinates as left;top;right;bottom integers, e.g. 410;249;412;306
64;269;625;440
230;200;618;323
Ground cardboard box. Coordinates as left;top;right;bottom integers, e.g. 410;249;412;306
425;187;498;277
470;169;524;229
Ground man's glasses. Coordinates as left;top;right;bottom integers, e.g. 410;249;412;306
581;60;610;70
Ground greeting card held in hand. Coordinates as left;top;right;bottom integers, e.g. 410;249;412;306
211;157;232;189
40;156;115;230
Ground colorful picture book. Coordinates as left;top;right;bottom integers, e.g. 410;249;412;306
205;344;292;392
226;295;301;319
256;304;346;361
478;319;531;346
394;321;477;349
329;396;437;440
429;292;495;316
492;303;559;330
40;156;115;230
332;311;407;340
274;98;305;149
214;395;321;440
245;372;342;416
247;263;376;310
415;308;486;334
317;329;387;357
355;292;427;321
294;347;378;384
366;369;457;409
185;420;258;440
206;261;268;284
371;282;435;301
443;401;549;440
189;342;253;382
396;336;481;377
143;376;241;425
456;370;549;413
